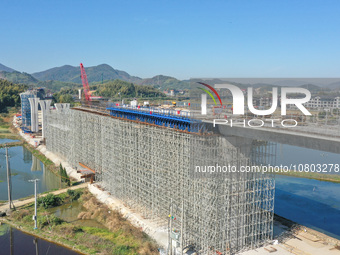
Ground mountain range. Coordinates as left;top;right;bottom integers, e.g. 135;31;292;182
0;63;188;91
0;63;17;72
32;64;142;84
1;63;340;92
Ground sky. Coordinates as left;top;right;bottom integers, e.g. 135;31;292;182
1;0;340;79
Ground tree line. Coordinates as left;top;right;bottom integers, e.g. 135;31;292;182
0;79;27;112
92;79;165;98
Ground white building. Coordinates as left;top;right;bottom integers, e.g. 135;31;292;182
130;99;138;107
305;96;340;109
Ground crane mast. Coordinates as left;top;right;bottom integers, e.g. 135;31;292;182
80;63;91;101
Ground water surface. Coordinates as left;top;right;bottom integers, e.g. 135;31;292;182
0;140;62;200
275;175;340;239
49;200;106;229
0;223;81;255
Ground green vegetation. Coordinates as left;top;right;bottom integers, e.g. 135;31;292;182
0;107;21;139
38;193;63;209
67;189;82;201
0;80;26;113
0;224;10;237
274;170;340;183
37;189;82;209
37;80;80;92
139;75;190;90
30;64;188;90
0;114;9;131
26;146;54;166
55;94;74;104
52;88;76;104
32;64;141;84
0;71;38;85
4;188;158;255
38;213;64;227
94;79;165;99
59;164;71;186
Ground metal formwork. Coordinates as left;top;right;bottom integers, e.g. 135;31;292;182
45;106;275;255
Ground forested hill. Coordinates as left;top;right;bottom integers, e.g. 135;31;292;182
0;63;190;90
32;64;142;84
137;75;190;90
0;79;27;112
0;71;38;85
93;79;165;98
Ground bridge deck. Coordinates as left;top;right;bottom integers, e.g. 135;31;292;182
208;121;340;154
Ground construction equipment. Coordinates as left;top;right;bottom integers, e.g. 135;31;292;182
80;63;91;101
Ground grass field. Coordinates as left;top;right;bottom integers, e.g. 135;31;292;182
0;108;20;139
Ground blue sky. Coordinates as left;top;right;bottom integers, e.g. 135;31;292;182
1;0;340;79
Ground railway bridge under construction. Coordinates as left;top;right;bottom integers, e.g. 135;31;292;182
45;104;275;255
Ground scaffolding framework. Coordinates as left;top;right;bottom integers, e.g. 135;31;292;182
45;106;275;254
20;91;36;128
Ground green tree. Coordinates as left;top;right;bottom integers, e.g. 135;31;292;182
0;80;26;112
59;164;70;186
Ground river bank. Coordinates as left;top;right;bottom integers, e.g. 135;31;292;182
274;170;340;183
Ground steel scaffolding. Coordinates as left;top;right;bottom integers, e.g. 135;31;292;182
20;91;36;128
45;106;275;255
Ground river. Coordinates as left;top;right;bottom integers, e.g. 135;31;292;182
274;143;340;239
0;139;62;200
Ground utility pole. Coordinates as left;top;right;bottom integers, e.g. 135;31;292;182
5;145;12;210
29;179;39;229
118;92;122;105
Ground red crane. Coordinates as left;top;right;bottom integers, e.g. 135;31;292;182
80;63;91;101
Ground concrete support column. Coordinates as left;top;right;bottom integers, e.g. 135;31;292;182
39;99;52;139
55;103;70;112
28;97;39;133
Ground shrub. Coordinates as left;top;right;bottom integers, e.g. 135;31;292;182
51;215;64;225
38;214;64;227
72;226;83;233
38;194;62;209
67;189;83;201
17;209;30;220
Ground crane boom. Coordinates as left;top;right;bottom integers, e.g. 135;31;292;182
80;63;91;101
